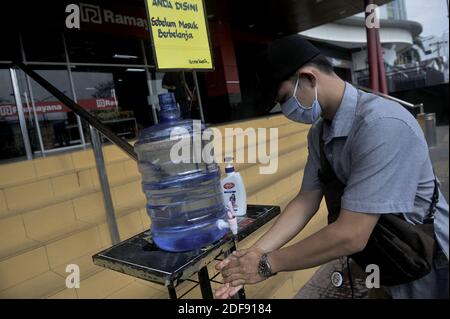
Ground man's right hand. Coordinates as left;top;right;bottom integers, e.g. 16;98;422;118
215;253;239;272
214;283;243;299
214;254;243;299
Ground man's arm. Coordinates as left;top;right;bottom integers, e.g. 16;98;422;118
253;188;323;253
252;124;324;253
220;209;380;288
267;209;380;273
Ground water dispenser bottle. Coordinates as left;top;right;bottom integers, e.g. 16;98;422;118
134;93;228;252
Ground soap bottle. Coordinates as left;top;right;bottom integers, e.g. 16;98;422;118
221;157;247;216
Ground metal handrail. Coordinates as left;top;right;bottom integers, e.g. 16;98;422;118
13;61;138;161
353;83;424;113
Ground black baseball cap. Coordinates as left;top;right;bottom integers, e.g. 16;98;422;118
256;35;321;102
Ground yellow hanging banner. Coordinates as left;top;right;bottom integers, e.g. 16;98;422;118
145;0;214;70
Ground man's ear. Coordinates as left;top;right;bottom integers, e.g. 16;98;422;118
298;70;317;88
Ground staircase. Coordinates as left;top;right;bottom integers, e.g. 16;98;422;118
0;114;328;299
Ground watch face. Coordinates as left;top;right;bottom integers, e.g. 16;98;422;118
331;271;344;287
258;254;271;278
258;261;266;277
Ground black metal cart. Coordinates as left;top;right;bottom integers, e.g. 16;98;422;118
92;204;280;299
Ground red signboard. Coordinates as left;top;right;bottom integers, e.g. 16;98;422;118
76;2;150;39
0;98;117;119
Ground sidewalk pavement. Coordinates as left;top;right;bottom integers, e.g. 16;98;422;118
295;125;449;299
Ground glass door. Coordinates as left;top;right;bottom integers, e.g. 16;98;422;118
71;66;151;140
16;67;85;155
0;68;30;162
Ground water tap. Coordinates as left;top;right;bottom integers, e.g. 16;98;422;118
216;201;239;236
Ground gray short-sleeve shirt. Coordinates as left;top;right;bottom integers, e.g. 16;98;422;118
300;83;449;259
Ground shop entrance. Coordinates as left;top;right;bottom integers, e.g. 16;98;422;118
0;64;154;162
71;66;152;140
0;68;29;162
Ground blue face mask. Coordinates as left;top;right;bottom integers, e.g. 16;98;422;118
280;77;322;124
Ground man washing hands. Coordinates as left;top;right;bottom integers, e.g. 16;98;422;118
214;35;449;299
215;248;264;299
214;186;362;299
214;35;380;299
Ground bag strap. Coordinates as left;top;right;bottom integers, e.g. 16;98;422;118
319;122;332;173
424;169;439;224
318;120;341;183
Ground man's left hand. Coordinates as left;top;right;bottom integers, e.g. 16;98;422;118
220;247;266;287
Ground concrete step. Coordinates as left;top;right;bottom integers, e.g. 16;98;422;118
0;177;147;261
1;168;306;299
0;205;148;294
242;145;308;197
0;270;66;299
0;158;139;218
0;119;304;218
0;142;134;188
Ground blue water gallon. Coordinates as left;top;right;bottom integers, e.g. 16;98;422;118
134;93;227;252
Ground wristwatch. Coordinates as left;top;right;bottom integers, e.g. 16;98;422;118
258;253;277;278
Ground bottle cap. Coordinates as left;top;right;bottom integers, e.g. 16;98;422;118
224;157;234;173
158;93;180;123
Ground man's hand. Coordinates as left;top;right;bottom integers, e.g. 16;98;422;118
214;247;267;299
216;247;266;287
214;283;243;299
214;254;242;299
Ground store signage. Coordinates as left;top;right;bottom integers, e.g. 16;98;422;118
146;0;214;70
0;98;117;118
66;2;150;39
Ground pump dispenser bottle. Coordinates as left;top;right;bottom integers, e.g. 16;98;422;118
221;157;247;216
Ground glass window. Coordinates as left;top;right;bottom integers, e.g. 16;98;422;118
24;67;83;151
72;66;151;137
142;40;156;66
152;71;202;121
66;32;144;65
22;28;66;62
0;30;21;62
0;69;26;161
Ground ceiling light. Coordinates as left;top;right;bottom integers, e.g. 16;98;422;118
113;54;138;59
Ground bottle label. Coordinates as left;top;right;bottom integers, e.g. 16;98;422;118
223;182;235;189
225;193;238;211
